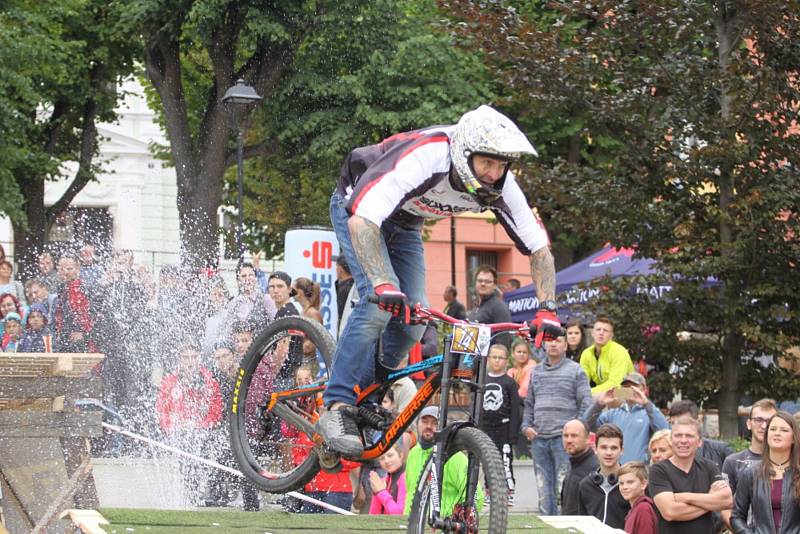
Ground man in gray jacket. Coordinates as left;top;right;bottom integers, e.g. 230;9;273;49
521;332;593;515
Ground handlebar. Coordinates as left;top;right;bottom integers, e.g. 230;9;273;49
366;295;532;338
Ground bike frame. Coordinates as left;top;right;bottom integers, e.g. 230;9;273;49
262;303;529;526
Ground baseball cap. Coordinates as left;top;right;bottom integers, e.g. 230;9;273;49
622;372;646;386
419;406;439;420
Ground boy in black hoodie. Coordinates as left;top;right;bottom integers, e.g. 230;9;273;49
577;423;630;528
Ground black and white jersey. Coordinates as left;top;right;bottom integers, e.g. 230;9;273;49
338;126;549;256
480;373;521;437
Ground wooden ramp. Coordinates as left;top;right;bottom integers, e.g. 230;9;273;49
0;352;104;534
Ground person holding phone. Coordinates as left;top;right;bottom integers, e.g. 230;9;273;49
583;372;669;463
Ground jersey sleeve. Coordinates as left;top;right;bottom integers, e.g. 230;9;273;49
493;173;550;255
346;134;451;227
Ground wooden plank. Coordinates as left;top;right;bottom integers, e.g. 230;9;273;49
31;457;93;534
0;353;104;378
51;396;65;412
0;376;102;399
0;412;102;438
0;399;53;411
53;356;74;375
59;510;108;534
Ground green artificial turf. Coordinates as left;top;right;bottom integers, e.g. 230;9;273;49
98;508;567;533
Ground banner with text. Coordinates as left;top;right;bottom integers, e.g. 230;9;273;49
284;227;340;340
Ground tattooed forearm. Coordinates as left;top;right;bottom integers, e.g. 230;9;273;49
348;215;393;287
530;246;556;302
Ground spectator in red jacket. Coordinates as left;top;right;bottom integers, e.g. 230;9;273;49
155;338;223;505
282;366;357;514
53;255;97;353
156;339;222;435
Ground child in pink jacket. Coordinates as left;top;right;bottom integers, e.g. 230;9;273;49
369;442;407;515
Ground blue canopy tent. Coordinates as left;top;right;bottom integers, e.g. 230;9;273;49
504;245;672;322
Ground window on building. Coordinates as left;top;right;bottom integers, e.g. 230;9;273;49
466;250;498;309
47;207;113;257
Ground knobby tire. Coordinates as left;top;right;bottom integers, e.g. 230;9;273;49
229;315;334;493
408;426;508;533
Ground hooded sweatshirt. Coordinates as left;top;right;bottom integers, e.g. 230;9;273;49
577;468;630;529
624;494;658;534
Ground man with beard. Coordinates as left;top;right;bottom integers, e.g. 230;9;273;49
560;419;599;515
404;406;484;515
721;398;778;529
522;332;592;515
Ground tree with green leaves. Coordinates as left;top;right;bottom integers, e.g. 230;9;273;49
123;0;495;264
0;1;135;275
234;0;496;257
444;0;800;436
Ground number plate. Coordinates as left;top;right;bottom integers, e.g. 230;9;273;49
450;324;491;356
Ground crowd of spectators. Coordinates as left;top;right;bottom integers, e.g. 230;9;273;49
0;243;339;510
7;244;800;528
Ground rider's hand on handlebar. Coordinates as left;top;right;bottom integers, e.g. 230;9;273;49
374;283;410;322
530;309;562;348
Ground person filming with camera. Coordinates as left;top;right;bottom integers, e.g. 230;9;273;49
584;372;669;464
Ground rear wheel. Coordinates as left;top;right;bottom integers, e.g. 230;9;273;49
229;316;335;493
408;426;508;533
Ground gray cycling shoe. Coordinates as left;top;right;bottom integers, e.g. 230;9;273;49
316;406;364;457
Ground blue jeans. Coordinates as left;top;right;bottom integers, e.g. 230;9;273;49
323;192;428;406
531;435;570;516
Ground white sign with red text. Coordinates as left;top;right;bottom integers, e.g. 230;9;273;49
284;227;340;340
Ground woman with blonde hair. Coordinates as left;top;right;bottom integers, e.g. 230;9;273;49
648;429;673;464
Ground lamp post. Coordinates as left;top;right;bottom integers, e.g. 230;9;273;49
222;79;262;260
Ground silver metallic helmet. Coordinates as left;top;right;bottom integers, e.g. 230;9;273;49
450;105;537;204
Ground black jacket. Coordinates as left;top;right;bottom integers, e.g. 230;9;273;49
561;447;599;515
577;469;630;528
468;292;512;348
732;465;800;534
699;438;734;470
444;298;466;320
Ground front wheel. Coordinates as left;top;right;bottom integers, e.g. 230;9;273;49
229;315;335;493
408;426;508;534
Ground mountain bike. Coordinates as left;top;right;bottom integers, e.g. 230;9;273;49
229;302;533;533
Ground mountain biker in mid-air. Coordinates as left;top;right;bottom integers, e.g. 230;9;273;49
318;104;563;456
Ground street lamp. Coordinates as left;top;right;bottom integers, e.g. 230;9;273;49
222;79;262;260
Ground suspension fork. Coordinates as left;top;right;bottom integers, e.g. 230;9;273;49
428;334;455;521
464;343;488;512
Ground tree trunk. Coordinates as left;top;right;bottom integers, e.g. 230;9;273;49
13;179;48;280
719;329;744;438
714;1;744;439
177;164;225;269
